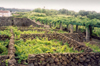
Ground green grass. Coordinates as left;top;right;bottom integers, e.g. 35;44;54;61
0;39;9;55
15;37;80;63
85;42;100;52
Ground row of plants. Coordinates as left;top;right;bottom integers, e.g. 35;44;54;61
14;11;100;28
0;39;9;55
0;28;10;55
0;30;11;37
10;26;68;39
13;11;100;37
15;37;82;63
10;26;46;39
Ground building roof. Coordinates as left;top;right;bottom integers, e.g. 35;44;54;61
0;10;10;13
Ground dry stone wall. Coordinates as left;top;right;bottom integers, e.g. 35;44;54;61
0;17;41;27
21;33;92;52
63;33;85;42
28;53;100;66
0;17;13;26
8;29;16;66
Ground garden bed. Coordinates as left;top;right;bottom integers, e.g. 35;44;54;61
0;35;10;66
0;36;10;55
0;26;100;66
20;33;92;52
14;37;80;64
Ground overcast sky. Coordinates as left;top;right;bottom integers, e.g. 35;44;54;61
0;0;100;12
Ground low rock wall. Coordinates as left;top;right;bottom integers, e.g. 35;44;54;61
28;53;100;66
63;33;85;42
0;17;42;27
8;29;16;66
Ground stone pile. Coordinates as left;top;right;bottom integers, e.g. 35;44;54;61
63;33;85;42
28;53;100;66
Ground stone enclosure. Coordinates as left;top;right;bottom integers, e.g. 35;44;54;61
0;17;45;27
0;17;100;66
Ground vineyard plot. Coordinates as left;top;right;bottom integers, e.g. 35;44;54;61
15;37;80;64
0;26;100;66
0;29;11;55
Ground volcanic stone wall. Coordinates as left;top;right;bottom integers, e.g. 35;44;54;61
0;17;39;27
8;29;16;66
21;33;92;52
63;33;85;42
28;53;100;66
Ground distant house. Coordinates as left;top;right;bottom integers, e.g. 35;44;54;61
0;10;12;17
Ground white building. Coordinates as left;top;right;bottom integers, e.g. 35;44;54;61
0;10;12;17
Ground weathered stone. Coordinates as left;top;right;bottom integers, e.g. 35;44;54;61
42;61;46;65
62;56;66;61
8;59;16;65
51;63;56;66
46;63;50;66
62;61;67;65
40;58;45;61
28;63;34;66
54;58;59;62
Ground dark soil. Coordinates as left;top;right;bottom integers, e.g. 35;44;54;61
0;35;10;41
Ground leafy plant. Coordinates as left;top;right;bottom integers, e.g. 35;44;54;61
0;30;11;37
0;39;9;55
15;37;80;63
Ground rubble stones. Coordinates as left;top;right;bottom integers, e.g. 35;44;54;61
28;53;100;66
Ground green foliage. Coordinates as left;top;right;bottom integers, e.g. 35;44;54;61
0;39;9;55
86;42;100;52
5;59;9;66
10;26;45;39
92;27;100;37
15;37;79;63
0;30;11;37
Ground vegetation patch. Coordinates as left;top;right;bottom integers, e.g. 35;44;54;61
14;37;80;63
85;42;100;52
10;26;45;39
0;39;9;55
0;30;11;37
